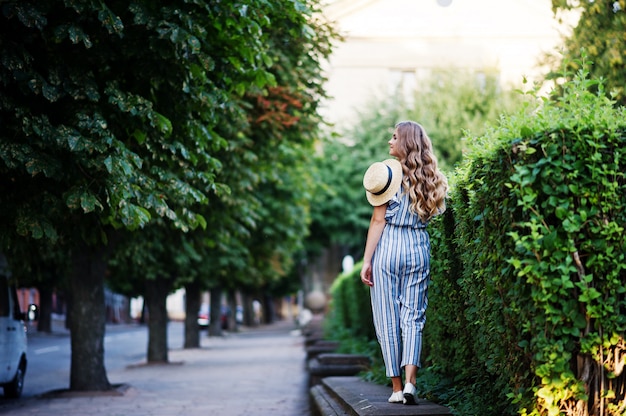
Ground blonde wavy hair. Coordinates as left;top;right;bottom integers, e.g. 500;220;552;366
394;121;448;221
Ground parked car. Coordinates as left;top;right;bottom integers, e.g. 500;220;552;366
0;274;31;398
197;304;210;328
197;304;243;330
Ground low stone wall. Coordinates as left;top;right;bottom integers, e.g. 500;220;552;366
308;353;371;387
303;315;452;416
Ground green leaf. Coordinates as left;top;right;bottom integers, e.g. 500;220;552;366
118;159;133;176
520;126;533;137
579;287;602;302
132;130;146;144
153;113;172;135
80;192;101;213
235;83;245;96
104;156;113;173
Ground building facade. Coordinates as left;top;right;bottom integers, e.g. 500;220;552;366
320;0;577;128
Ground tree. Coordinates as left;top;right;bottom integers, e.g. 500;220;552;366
109;224;186;362
85;0;336;355
308;70;525;261
550;0;626;104
1;0;276;391
178;0;338;333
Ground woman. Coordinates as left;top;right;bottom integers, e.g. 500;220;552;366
360;121;448;405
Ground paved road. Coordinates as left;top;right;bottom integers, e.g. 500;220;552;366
19;321;156;398
0;319;311;416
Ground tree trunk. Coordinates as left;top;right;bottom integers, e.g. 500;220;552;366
226;290;238;332
242;292;256;327
263;292;275;324
36;285;53;333
144;275;170;363
208;287;223;337
65;289;72;330
183;281;201;349
69;241;111;391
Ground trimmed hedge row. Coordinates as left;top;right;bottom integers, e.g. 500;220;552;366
326;62;626;415
429;63;626;416
325;260;376;344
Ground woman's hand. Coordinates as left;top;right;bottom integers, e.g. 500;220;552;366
360;262;374;287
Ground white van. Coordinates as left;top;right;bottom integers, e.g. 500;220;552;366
0;258;29;398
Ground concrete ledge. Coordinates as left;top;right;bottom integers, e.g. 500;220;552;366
310;384;351;416
305;332;327;347
306;340;340;360
317;354;370;366
311;376;452;416
308;354;371;387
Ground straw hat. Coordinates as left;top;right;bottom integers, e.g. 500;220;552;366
363;159;402;206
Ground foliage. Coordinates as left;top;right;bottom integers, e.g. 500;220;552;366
1;0;337;293
0;0;259;246
323;260;386;382
1;0;338;386
324;260;376;342
309;70;526;260
106;0;340;322
550;0;626;105
323;56;626;416
179;0;338;298
427;57;626;415
234;0;338;293
402;69;526;170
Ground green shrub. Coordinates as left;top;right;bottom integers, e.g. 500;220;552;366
426;57;626;415
324;57;625;415
323;261;387;384
324;260;377;343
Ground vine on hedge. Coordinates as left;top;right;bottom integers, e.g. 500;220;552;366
438;56;626;415
504;63;626;415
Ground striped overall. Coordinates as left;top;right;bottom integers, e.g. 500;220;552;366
370;188;430;377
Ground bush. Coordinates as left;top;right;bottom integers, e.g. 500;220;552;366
323;261;387;383
324;260;376;345
427;57;626;415
324;56;626;416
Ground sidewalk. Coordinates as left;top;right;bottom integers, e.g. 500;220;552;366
0;319;310;416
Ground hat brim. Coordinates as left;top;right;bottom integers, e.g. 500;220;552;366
365;158;402;206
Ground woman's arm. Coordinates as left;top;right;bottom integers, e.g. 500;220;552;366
360;204;387;287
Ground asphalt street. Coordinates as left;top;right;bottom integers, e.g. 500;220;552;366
0;319;311;416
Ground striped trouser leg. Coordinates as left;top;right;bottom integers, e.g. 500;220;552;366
399;241;430;369
371;229;403;378
370;259;402;377
371;227;430;376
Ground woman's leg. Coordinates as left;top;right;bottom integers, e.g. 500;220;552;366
371;241;403;380
399;233;430;370
404;364;417;385
370;272;402;379
391;376;402;392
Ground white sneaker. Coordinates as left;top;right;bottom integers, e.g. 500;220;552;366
388;390;404;403
403;382;417;405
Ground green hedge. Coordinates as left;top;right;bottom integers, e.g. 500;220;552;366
325;60;625;416
325;261;377;344
430;63;626;415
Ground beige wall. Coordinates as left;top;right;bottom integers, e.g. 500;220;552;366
321;0;578;127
